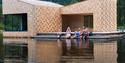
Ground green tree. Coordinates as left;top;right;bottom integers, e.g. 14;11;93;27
0;0;3;30
0;1;3;61
117;0;125;29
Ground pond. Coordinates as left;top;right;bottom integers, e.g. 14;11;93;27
0;38;125;63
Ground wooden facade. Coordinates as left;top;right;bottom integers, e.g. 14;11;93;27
3;0;117;37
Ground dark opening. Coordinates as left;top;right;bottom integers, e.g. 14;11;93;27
84;15;93;28
62;14;93;32
4;13;27;31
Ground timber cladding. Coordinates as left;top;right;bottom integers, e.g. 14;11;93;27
3;0;117;37
61;0;117;32
34;6;62;33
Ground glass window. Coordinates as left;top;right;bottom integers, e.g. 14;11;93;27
4;13;27;31
84;15;93;28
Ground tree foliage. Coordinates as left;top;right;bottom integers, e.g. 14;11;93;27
0;0;3;30
117;0;125;28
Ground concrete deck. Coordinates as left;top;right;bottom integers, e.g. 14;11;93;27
34;31;125;39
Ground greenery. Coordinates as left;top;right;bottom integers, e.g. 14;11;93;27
0;33;3;60
0;0;3;61
117;0;125;29
0;0;2;30
0;23;3;30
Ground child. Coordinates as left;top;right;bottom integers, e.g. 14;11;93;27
72;31;80;39
65;27;71;39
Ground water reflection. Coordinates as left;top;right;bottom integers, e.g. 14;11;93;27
4;43;27;63
0;34;3;63
35;40;62;63
61;39;94;63
117;39;125;63
94;40;117;63
2;38;125;63
62;39;93;57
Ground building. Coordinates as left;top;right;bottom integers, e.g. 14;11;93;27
3;0;117;37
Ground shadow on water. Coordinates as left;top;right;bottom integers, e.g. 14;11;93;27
0;33;3;63
117;38;125;63
2;37;125;63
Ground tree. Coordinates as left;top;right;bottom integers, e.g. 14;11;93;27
0;0;3;30
117;0;125;29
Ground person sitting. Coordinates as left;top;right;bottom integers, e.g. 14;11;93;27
72;31;80;39
84;27;93;39
79;26;86;38
78;28;83;38
81;26;86;36
65;27;71;39
84;28;89;39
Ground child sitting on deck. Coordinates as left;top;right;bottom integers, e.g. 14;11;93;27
84;27;93;39
65;27;71;39
79;26;86;38
72;31;80;39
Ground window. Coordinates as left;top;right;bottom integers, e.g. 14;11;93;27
84;15;93;28
4;13;27;31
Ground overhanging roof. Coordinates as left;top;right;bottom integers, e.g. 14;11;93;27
20;0;64;7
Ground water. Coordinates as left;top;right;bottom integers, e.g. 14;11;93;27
1;38;125;63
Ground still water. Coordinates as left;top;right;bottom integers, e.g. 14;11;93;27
1;38;125;63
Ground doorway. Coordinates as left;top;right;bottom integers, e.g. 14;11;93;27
62;14;93;32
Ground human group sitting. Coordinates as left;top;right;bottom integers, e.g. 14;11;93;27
65;26;93;39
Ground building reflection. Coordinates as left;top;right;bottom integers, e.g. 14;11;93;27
35;40;62;63
3;38;62;63
61;39;94;63
93;40;117;63
3;38;123;63
4;43;28;63
3;38;28;63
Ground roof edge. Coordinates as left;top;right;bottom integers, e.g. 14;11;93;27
20;0;64;7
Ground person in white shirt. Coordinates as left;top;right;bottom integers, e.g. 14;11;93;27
65;27;71;39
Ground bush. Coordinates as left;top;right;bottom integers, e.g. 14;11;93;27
0;23;3;30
